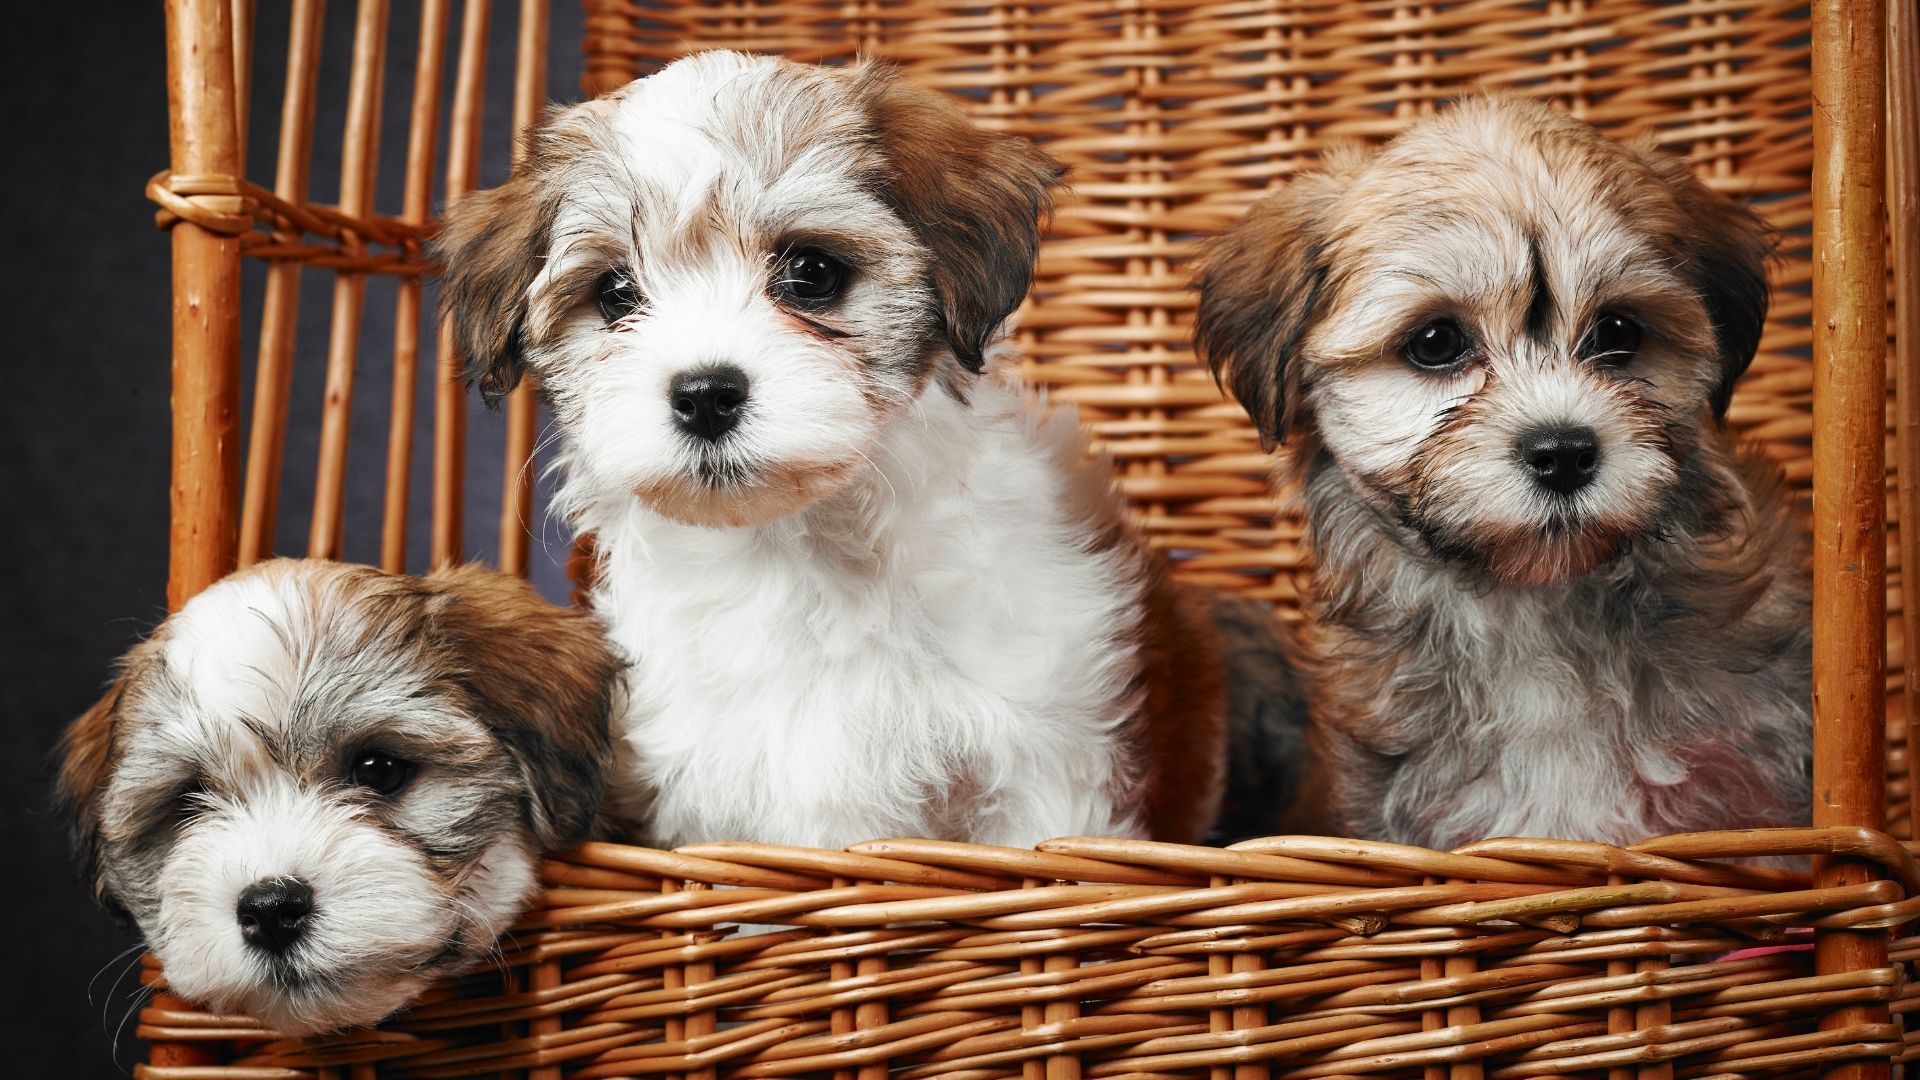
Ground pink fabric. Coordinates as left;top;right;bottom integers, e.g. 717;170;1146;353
1718;930;1813;963
1717;942;1813;962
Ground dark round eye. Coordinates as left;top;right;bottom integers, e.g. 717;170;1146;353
597;272;643;323
1404;319;1470;369
348;751;414;796
777;249;849;304
1582;313;1643;362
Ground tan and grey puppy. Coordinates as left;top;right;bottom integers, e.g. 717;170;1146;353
1194;96;1810;849
57;559;620;1035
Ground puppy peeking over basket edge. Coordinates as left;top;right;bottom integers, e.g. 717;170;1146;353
433;50;1315;850
1193;95;1812;851
56;560;622;1035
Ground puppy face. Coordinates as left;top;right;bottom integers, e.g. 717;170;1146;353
1196;97;1770;586
435;51;1064;528
57;560;618;1035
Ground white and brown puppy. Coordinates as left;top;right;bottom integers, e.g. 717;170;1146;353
1195;96;1810;850
57;559;619;1035
436;51;1305;849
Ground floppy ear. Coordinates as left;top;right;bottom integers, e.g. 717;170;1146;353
55;659;140;911
850;64;1067;374
1636;148;1773;420
433;172;552;407
426;566;621;848
1192;168;1349;450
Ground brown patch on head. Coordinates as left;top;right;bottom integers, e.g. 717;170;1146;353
434;107;612;407
433;174;552;406
423;565;622;847
56;643;159;906
1625;142;1772;419
848;63;1067;374
1192;157;1362;449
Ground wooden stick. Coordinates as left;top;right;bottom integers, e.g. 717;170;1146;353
164;0;244;613
157;0;245;1061
229;0;255;168
432;0;491;569
307;0;390;559
238;0;325;566
1811;0;1891;1077
381;0;452;572
1890;0;1920;849
499;0;550;578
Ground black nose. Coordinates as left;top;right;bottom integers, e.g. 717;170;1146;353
1517;426;1600;496
669;365;749;442
236;877;314;955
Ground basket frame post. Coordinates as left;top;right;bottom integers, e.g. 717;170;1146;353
164;0;245;612
1810;0;1893;1076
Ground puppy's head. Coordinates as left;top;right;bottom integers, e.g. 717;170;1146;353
435;51;1065;528
57;560;618;1035
1195;96;1770;586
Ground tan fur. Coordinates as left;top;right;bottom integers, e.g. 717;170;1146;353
1045;413;1229;843
630;460;862;529
1130;578;1230;843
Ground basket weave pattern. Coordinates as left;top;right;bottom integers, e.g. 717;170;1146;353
146;831;1918;1076
136;0;1915;1076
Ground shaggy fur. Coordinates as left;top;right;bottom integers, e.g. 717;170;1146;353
1194;96;1810;850
435;51;1300;849
55;560;620;1034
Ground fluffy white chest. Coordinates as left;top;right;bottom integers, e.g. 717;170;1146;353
579;384;1148;849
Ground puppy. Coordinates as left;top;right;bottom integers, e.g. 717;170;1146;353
436;51;1307;849
1194;96;1810;850
57;559;620;1035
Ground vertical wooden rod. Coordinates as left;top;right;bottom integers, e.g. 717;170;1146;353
229;0;256;166
238;0;326;566
1811;0;1891;1077
499;0;550;578
1890;0;1920;845
381;0;452;572
1443;951;1483;1080
156;0;245;1065
527;957;563;1080
164;0;245;613
307;0;391;559
432;0;491;569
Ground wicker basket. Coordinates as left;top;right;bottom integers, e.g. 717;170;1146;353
137;0;1916;1075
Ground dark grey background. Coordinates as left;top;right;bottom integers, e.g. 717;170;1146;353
0;3;584;1072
